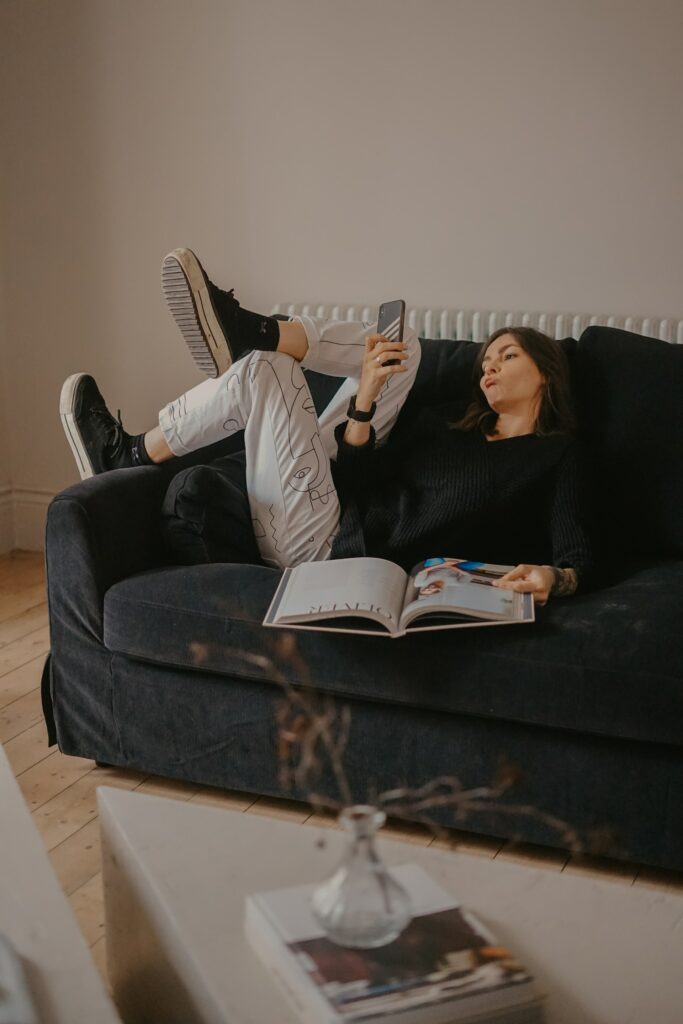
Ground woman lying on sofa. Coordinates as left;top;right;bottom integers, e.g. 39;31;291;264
59;248;593;605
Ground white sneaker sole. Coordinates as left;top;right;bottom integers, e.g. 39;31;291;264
161;248;232;378
59;373;95;480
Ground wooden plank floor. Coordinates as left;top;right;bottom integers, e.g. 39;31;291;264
2;549;682;995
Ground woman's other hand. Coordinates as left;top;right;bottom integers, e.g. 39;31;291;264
356;333;409;408
491;564;556;606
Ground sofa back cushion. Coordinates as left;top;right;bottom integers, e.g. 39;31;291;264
572;327;683;559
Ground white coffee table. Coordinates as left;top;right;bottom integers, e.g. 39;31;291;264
0;745;119;1023
98;786;683;1024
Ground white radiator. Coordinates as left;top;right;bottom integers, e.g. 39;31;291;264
270;303;683;344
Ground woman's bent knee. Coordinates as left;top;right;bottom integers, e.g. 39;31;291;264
400;326;422;383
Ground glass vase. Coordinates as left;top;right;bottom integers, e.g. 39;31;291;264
311;804;412;948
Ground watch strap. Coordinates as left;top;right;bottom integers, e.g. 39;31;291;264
347;395;376;421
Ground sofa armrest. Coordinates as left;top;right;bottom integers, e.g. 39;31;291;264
44;465;179;752
47;467;171;606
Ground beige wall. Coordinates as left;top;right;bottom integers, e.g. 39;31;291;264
0;348;10;491
0;303;10;490
0;201;13;550
0;0;682;530
0;333;12;553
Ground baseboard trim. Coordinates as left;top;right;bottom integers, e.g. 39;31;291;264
0;487;54;553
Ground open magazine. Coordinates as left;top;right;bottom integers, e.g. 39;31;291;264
263;556;535;638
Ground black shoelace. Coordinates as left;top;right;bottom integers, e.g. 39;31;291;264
89;406;126;454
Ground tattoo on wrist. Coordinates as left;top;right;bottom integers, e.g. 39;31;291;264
547;566;578;597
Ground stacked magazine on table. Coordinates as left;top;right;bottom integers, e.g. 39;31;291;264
245;863;545;1023
264;556;535;637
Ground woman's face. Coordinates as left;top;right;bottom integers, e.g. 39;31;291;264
479;333;545;414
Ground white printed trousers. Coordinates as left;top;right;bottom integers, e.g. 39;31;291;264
158;316;421;569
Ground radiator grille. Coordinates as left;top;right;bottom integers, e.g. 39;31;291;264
271;304;683;344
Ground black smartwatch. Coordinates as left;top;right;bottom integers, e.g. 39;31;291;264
347;395;376;422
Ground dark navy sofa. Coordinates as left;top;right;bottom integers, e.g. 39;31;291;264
42;326;683;870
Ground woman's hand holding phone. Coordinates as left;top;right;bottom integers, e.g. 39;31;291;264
355;298;408;408
344;335;408;447
355;333;409;408
344;299;408;447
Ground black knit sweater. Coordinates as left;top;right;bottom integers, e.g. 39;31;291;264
329;404;594;591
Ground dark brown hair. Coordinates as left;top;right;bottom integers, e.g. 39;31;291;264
451;326;577;437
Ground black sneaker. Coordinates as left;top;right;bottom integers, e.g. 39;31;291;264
59;374;135;479
161;248;240;378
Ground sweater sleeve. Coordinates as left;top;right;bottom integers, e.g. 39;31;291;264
333;403;455;465
549;441;595;592
333;420;377;464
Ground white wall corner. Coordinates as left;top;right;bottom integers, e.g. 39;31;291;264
9;488;53;552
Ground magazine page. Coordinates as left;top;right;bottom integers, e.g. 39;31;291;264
399;557;528;628
264;557;408;634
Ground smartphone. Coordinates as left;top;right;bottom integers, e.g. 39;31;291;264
377;299;406;365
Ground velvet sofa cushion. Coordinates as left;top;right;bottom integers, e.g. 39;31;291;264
161;452;261;566
572;326;683;560
404;329;683;559
103;556;683;749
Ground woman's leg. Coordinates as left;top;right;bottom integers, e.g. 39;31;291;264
156;315;421;464
136;319;311;464
275;319;309;361
292;315;422;458
159;349;340;568
159;248;419;438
